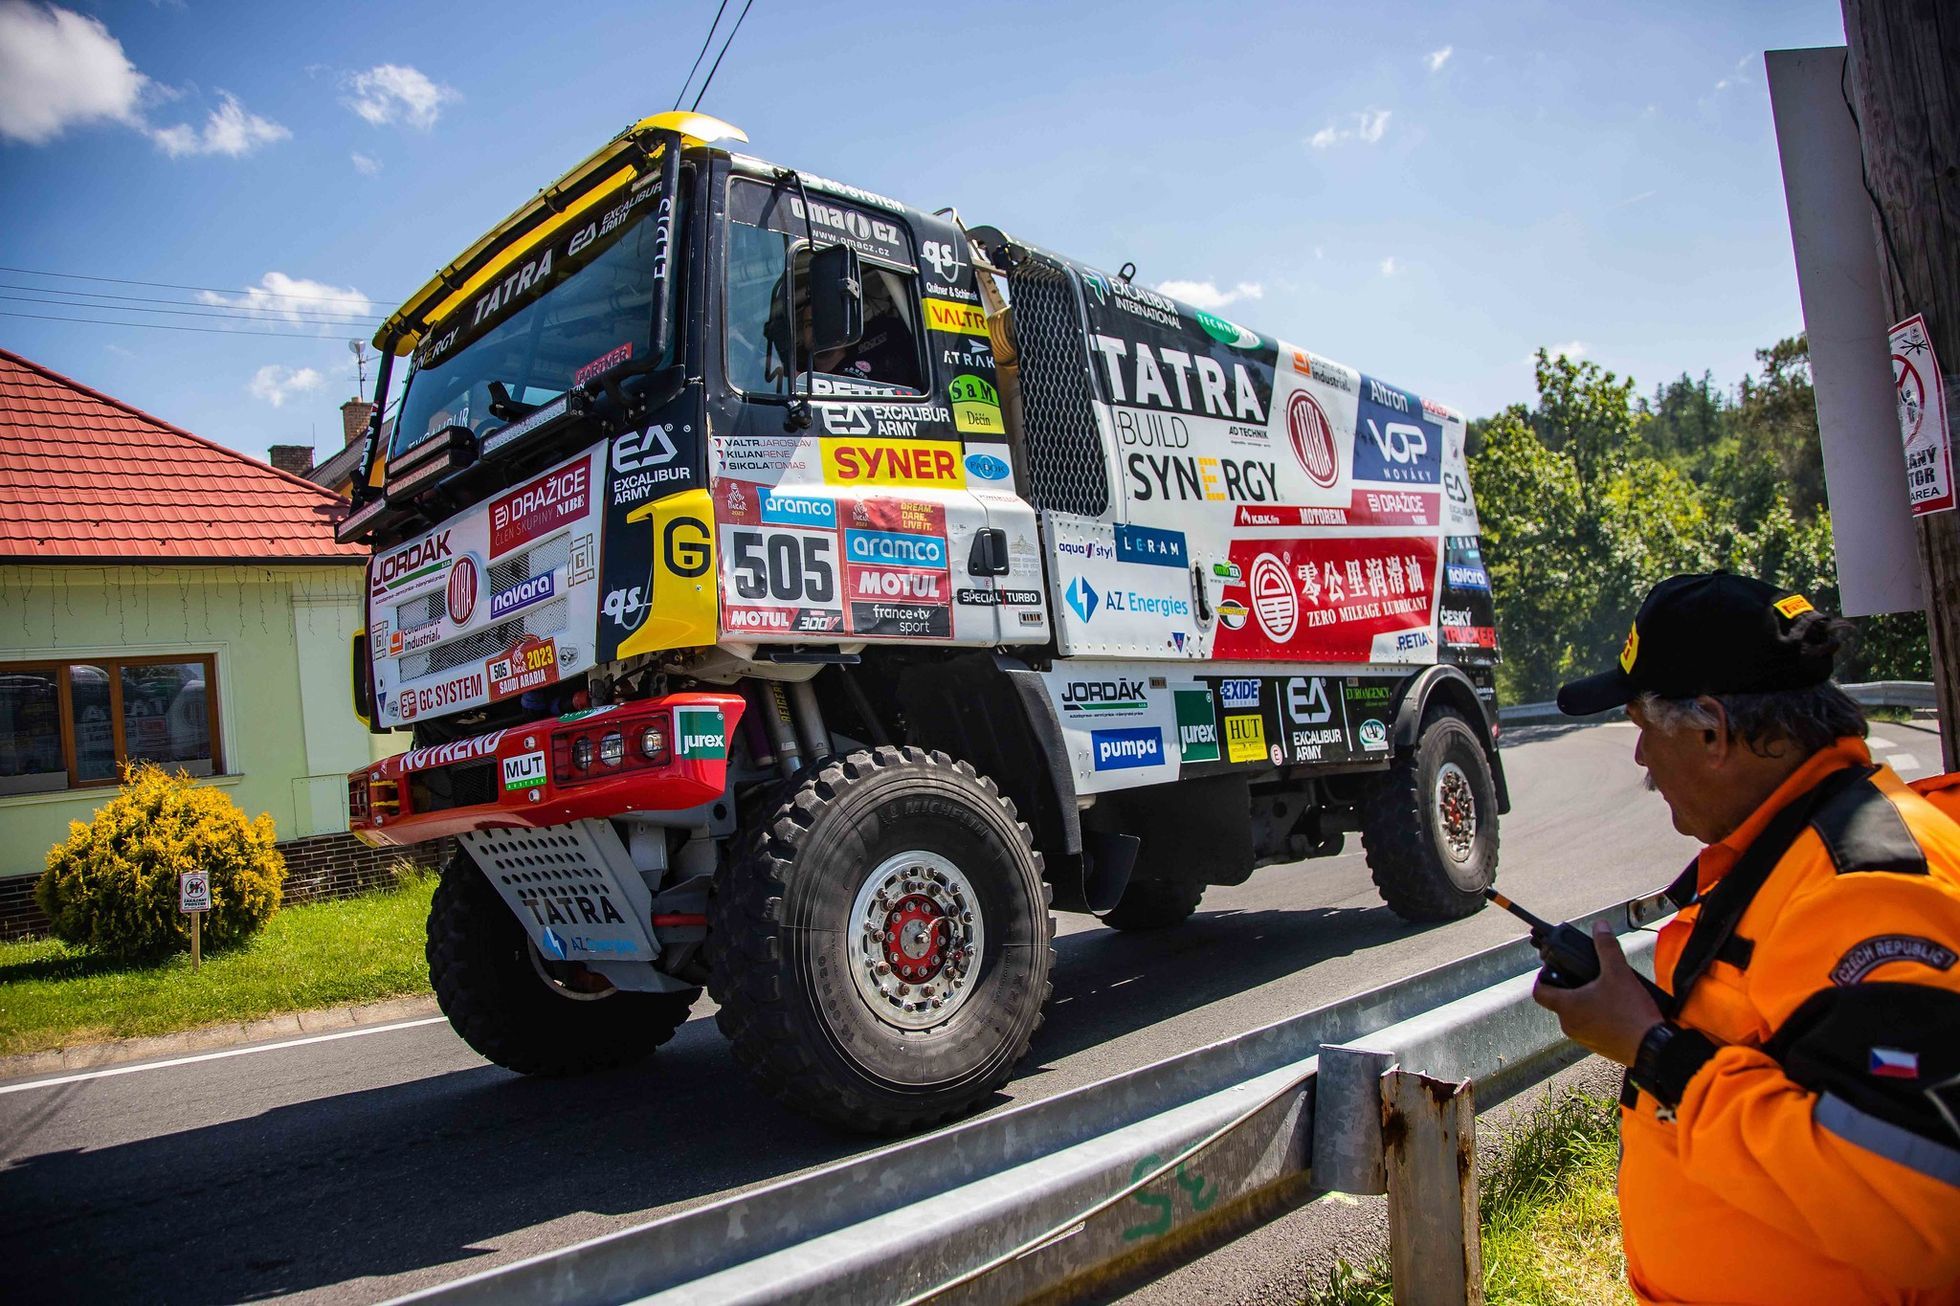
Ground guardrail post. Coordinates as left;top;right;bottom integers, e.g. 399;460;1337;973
1381;1069;1481;1306
1312;1044;1395;1194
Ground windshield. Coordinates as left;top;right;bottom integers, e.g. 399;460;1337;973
391;183;676;460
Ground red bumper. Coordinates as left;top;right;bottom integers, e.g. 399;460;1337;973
348;692;745;847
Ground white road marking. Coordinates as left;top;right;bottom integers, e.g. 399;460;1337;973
1890;752;1921;773
1869;736;1898;752
0;1016;448;1095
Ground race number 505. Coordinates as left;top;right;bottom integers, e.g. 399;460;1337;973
730;530;835;604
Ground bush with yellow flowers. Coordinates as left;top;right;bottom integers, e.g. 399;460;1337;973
35;764;286;960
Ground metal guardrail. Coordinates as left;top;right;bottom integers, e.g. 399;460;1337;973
1499;680;1937;725
392;893;1673;1306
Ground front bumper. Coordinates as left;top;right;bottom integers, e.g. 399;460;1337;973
348;692;745;846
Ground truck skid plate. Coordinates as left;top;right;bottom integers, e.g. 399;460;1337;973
461;819;660;965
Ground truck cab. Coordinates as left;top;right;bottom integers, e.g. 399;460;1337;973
342;112;1506;1133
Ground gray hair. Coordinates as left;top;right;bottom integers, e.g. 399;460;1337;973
1635;683;1867;759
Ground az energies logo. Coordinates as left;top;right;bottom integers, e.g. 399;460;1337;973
1287;390;1339;489
1250;553;1297;643
447;556;479;624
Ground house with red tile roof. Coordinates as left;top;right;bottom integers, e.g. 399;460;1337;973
0;348;431;937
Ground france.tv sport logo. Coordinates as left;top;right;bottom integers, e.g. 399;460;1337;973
1091;726;1164;771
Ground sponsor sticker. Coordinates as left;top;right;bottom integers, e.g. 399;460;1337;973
844;528;947;570
1216;597;1249;630
760;488;838;530
1286;389;1340;489
1774;594;1815;619
574;342;633;387
949;374;1006;436
487;635;557;701
489;571;555;621
1225;714;1267;764
1113;523;1189;569
675;705;728;760
1091;726;1165;772
447;556;479;624
1062;678;1149;717
822;438;966;488
1250;554;1297;643
502;751;547;791
1175;688;1220;763
403;729;507;771
964;450;1011;481
372;530;453;597
1353;376;1442;486
924;297;988;336
1357;718;1389;751
1220;678;1260;710
491;459;592;557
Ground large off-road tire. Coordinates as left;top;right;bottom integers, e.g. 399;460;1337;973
707;746;1054;1134
1099;875;1205;931
1360;708;1499;921
426;856;699;1076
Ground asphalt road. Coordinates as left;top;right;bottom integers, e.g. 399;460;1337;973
0;719;1942;1304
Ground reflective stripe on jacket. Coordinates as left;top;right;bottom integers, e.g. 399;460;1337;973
1622;738;1960;1305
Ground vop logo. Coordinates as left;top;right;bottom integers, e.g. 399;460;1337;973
1366;420;1430;466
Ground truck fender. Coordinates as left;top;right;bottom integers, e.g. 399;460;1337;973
1388;665;1510;814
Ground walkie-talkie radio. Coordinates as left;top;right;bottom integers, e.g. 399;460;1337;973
1486;888;1668;1003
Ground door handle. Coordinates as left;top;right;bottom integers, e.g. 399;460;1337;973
968;528;1010;577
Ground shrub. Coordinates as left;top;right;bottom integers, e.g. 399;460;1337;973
35;764;285;961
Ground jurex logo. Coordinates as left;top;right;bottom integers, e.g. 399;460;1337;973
1091;726;1164;771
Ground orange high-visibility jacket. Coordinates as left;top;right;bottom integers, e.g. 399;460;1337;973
1621;738;1960;1305
1910;771;1960;825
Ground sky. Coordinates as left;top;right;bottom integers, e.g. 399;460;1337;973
0;0;1851;466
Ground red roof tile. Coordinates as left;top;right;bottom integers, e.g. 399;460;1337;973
0;349;365;563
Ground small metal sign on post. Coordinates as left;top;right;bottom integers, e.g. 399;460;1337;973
179;871;211;971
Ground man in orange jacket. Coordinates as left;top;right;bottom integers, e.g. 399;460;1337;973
1535;572;1960;1304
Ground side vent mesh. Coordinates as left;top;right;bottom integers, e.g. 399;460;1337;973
1006;259;1109;517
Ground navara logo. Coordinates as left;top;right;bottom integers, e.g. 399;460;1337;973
1061;679;1147;714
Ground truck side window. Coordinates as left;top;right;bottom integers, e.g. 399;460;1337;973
726;221;925;398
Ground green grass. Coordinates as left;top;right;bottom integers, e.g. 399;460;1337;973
1305;1091;1634;1306
0;872;437;1058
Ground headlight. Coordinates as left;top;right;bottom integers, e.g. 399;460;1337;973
572;736;595;770
639;723;667;759
598;731;625;767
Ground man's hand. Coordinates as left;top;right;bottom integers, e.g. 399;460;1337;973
1531;921;1664;1066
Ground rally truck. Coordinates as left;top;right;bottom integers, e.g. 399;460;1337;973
341;112;1507;1133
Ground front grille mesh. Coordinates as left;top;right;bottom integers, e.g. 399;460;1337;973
401;596;569;679
409;761;497;813
489;533;569;595
1006;258;1108;517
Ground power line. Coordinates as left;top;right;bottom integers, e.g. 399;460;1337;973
0;309;380;341
691;0;756;113
0;293;383;328
0;265;390;307
0;282;385;321
674;0;731;111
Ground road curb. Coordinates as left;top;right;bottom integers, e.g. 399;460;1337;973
0;992;439;1082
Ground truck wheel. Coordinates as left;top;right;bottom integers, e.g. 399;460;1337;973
1360;708;1498;921
1099;875;1205;931
426;856;699;1076
708;746;1054;1134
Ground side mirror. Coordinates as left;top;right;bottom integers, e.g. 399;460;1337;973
808;244;863;356
351;630;375;728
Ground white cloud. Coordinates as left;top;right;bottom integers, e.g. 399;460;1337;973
248;364;323;408
350;150;379;175
150;90;287;157
1426;46;1453;73
1156;279;1264;311
1713;54;1753;92
344;64;456;130
1530;341;1589;364
0;1;146;144
1379;256;1399;277
200;272;373;329
1309;108;1391;150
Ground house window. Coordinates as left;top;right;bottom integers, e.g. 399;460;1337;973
0;656;221;794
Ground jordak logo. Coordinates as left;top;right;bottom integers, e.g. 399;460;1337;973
1061;679;1147;714
823;438;965;487
372;531;453;594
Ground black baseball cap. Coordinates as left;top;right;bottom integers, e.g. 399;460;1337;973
1556;572;1835;716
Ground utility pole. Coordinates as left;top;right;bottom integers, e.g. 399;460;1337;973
1841;0;1960;769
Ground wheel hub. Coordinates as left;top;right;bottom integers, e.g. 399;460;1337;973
849;851;983;1030
1436;761;1478;863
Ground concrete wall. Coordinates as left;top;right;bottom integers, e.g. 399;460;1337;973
0;563;398;889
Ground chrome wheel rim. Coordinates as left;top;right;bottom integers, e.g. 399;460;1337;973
848;850;984;1031
1436;761;1478;863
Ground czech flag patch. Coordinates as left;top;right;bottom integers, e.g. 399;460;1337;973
1869;1047;1921;1080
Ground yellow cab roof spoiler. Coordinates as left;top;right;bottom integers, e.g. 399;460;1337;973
375;111;747;356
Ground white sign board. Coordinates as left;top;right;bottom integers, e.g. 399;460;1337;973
1889;313;1955;516
179;871;210;914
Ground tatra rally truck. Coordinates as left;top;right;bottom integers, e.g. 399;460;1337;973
342;112;1507;1133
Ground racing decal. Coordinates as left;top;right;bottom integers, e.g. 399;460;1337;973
1174;688;1220;763
1352;376;1443;486
1224;713;1267;764
1045;513;1201;658
949;374;1006;436
574;342;633;388
501;750;547;791
821;436;966;488
674;705;729;760
371;443;605;728
718;478;846;637
964;447;1012;482
1092;726;1165;772
843;496;952;637
924;298;988;336
1213;536;1440;664
612;488;718;659
727;177;913;267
